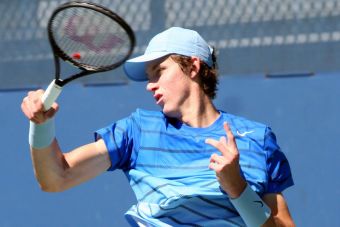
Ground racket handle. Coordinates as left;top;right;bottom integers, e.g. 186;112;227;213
41;80;62;110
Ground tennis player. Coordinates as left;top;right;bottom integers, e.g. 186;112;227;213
21;27;295;226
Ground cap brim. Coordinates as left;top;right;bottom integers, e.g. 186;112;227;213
124;52;171;81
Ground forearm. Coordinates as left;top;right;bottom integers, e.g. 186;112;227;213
227;184;295;227
28;118;68;192
230;186;276;227
30;139;69;192
262;215;295;227
262;193;296;227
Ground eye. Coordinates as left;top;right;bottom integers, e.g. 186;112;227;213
151;67;166;79
158;67;166;75
147;72;159;83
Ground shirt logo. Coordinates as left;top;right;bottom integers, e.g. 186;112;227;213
236;130;254;137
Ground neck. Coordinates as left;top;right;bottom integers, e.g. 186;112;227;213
179;94;220;128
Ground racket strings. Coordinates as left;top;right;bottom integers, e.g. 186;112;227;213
51;7;131;69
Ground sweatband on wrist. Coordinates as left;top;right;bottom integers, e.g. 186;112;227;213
29;119;55;149
230;184;271;227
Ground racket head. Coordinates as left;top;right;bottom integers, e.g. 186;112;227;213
47;1;135;73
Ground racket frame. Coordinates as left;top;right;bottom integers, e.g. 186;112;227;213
47;1;135;87
41;1;135;110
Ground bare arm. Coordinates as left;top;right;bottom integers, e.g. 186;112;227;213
31;139;110;192
261;193;295;227
22;89;111;192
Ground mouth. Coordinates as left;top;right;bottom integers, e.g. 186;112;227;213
154;93;163;104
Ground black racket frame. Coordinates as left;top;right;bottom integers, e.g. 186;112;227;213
47;1;135;86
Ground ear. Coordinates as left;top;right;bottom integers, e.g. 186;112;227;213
190;56;201;79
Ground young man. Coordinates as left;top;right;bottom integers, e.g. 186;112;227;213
21;27;295;226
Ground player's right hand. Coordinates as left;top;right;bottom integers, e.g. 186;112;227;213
21;89;59;124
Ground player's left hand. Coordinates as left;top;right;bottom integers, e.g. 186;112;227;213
205;122;247;198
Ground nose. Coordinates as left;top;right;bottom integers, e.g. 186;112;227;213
146;81;158;92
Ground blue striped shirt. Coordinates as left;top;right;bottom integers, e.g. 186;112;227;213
95;109;293;226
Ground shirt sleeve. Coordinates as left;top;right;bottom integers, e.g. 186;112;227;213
94;114;140;171
264;127;294;193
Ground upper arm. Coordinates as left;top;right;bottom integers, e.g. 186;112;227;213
264;128;294;193
61;139;111;190
262;193;295;227
261;128;295;226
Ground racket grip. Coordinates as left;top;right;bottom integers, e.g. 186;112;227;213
41;80;62;110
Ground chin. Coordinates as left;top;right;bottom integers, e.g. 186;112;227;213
162;107;180;119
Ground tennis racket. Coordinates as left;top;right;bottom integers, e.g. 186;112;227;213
41;1;135;110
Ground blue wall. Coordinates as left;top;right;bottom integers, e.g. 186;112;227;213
1;72;339;226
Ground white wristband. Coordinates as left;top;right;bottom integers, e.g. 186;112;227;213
230;184;271;227
29;119;55;149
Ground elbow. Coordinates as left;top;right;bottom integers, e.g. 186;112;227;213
274;217;295;227
262;214;296;227
35;174;69;193
38;180;67;192
39;183;64;193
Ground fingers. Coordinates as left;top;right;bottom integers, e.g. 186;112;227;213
28;90;44;112
209;152;239;174
209;153;225;169
207;123;244;195
44;103;59;119
205;137;226;153
21;89;59;123
209;154;222;171
205;122;239;157
223;122;238;154
21;97;33;119
210;153;226;164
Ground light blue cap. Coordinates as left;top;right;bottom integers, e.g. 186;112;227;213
124;27;213;81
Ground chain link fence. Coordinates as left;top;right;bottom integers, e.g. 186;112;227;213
1;0;340;89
